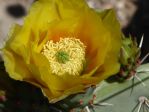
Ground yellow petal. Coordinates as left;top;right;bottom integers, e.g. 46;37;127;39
54;0;88;19
76;9;111;73
49;85;85;103
97;9;122;77
46;8;111;74
3;49;31;80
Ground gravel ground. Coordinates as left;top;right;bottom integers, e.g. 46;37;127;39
0;0;34;48
0;0;34;60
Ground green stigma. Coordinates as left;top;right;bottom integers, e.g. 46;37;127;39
56;51;69;64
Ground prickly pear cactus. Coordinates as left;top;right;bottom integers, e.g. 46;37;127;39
118;35;140;81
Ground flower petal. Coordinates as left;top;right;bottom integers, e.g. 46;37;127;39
77;9;111;73
3;49;31;80
98;9;122;77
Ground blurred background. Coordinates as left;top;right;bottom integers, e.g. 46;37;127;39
0;0;148;61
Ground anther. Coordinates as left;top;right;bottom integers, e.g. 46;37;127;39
42;38;86;76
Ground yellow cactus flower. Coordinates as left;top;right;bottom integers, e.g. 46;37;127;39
2;0;122;103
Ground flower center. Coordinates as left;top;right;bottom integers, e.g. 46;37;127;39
42;38;86;76
56;51;69;64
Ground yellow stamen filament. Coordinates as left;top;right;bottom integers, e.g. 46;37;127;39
42;38;86;76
